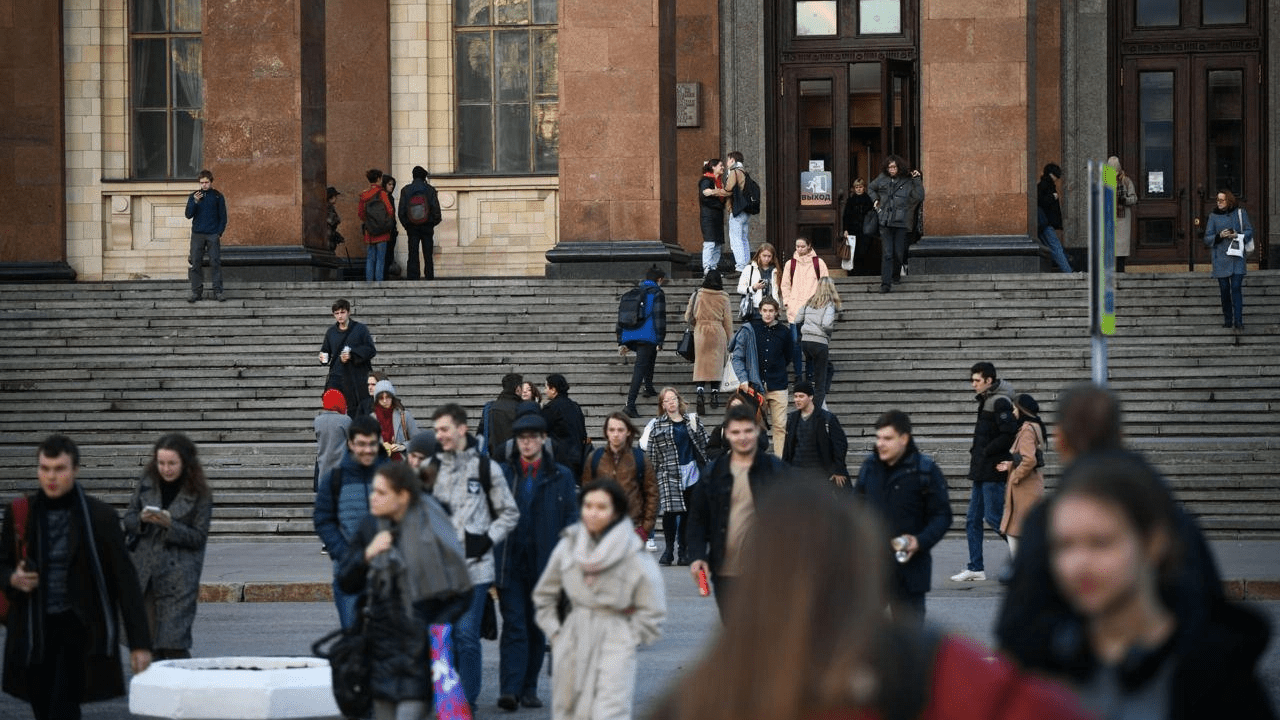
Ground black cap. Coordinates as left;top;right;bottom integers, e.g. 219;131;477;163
327;186;341;199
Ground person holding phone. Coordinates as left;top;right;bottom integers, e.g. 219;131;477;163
184;169;229;303
1204;189;1254;331
122;433;213;660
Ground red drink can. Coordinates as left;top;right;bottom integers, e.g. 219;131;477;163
697;567;710;596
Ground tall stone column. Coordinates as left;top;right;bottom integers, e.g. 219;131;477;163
546;0;686;277
202;0;330;280
911;0;1045;274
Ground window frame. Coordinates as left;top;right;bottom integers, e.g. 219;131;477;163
128;0;204;180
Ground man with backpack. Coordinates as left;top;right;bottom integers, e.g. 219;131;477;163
616;267;667;418
722;151;760;273
313;416;387;629
397;165;443;280
357;168;395;282
428;403;519;708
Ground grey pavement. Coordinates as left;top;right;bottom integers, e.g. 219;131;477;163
198;536;1280;601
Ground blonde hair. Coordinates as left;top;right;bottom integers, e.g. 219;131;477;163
657;386;688;418
753;242;782;274
852;177;866;189
807;276;843;310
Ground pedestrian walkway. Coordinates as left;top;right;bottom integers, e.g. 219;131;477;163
198;537;1280;603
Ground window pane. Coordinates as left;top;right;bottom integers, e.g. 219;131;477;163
172;39;202;108
173;0;201;32
534;102;558;173
457;0;490;27
495;0;529;25
532;0;556;25
1139;218;1175;247
457;33;493;102
496;103;531;173
1139;72;1174;199
458;105;493;173
496;31;529;103
174;110;203;178
796;1;836;36
132;39;168;108
133;111;168;179
1136;0;1178;26
1207;69;1243;196
533;30;557;97
133;0;167;32
1203;0;1245;25
859;0;900;34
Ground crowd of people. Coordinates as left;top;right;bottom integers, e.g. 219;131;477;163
0;275;1273;720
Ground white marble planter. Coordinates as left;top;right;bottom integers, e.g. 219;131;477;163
129;657;341;720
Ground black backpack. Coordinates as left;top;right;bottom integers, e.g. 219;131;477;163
363;192;396;235
617;286;656;330
740;172;762;215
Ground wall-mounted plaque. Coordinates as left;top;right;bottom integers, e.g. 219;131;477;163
676;82;700;127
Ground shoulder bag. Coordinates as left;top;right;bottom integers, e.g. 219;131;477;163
1241;209;1255;254
313;617;373;718
676;328;696;362
0;496;30;622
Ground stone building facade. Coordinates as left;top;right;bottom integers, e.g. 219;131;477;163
0;1;1273;281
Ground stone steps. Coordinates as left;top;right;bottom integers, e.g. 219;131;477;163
3;271;1280;537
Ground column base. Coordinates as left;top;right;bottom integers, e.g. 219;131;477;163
219;245;346;282
909;235;1055;274
544;241;693;279
0;262;78;283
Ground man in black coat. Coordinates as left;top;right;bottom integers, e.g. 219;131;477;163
686;405;788;620
483;373;524;457
854;410;952;625
953;361;1016;582
781;381;850;487
319;298;378;418
398;165;442;280
1;435;152;720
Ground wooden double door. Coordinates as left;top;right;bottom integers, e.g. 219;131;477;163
775;60;917;272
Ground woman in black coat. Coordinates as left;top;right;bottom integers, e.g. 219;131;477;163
698;159;728;276
338;463;471;719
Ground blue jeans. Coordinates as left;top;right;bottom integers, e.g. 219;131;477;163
498;570;545;697
332;559;360;630
790;323;805;380
1038;225;1073;273
365;241;387;282
965;481;1005;572
452;582;491;706
702;241;722;276
728;212;750;270
1218;274;1244;326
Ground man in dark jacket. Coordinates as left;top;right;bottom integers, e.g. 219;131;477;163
686;405;788;619
730;297;795;454
1036;163;1073;273
781;381;850;487
953;361;1016;582
319;298;378;419
617;267;667;418
493;413;577;711
313;416;388;628
482;373;523;457
541;374;589;478
397;165;442;280
1;434;153;720
184;168;229;302
855;410;952;625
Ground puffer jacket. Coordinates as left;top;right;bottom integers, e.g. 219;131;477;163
313;449;387;562
969;379;1017;484
869;172;924;230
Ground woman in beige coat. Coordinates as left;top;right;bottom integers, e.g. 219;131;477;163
534;479;666;720
684;269;733;411
997;394;1046;559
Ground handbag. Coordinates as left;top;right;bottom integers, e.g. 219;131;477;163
480;587;498;640
676;327;696;362
1239;209;1255;254
313;621;373;719
841;234;856;271
0;496;30;623
719;356;742;392
430;624;472;720
738;294;754;320
861;209;880;238
1226;236;1245;258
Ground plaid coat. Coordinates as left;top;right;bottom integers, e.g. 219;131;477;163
642;414;708;515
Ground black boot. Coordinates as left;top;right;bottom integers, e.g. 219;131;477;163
711;388;720;409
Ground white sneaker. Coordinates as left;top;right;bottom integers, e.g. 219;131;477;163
645;538;658;552
950;569;986;582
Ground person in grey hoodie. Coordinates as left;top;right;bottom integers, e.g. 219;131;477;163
426;403;519;707
792;277;842;410
951;362;1017;582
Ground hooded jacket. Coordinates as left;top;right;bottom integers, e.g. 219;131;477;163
969;379;1017;483
430;439;519;585
855;441;952;596
617;279;667;348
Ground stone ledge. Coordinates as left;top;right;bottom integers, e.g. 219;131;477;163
910;235;1052;275
0;261;78;283
544;240;693;279
1223;579;1280;601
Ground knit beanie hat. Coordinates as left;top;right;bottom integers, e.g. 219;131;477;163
373;379;397;399
322;389;347;414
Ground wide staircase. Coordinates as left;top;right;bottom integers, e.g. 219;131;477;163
2;271;1277;539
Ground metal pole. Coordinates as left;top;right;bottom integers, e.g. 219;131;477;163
1091;335;1107;386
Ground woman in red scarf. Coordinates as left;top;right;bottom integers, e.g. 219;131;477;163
698;159;729;278
371;379;418;462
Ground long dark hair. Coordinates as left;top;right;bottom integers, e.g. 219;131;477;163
145;433;210;498
656;480;916;720
580;478;629;532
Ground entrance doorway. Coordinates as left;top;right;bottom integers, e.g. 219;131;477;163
1113;2;1266;269
777;60;918;273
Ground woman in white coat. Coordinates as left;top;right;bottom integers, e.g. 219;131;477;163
736;242;782;319
533;479;666;720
